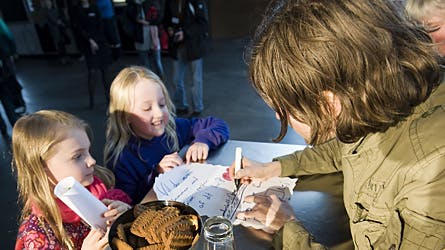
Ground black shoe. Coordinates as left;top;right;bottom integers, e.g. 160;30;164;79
176;108;189;116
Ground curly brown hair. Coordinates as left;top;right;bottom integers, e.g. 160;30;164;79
247;0;442;145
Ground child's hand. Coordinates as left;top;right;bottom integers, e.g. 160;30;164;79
186;142;209;164
157;152;183;173
81;227;109;250
101;199;131;226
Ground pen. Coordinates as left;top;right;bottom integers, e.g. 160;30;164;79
234;147;242;191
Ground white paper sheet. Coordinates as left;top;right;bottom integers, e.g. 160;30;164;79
153;163;297;229
54;176;108;230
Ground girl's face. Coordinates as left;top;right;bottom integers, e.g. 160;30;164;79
128;79;169;140
45;128;96;186
423;9;445;56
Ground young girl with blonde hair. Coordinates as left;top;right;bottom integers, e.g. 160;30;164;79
104;66;229;204
14;110;131;250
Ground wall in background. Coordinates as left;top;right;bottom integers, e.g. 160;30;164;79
208;0;269;39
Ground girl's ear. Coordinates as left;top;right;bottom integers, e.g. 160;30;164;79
322;91;342;117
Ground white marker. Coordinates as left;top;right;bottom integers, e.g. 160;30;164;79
234;147;242;190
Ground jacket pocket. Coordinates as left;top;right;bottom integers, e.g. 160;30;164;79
351;199;402;249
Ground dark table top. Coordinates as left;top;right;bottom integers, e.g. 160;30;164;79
194;140;352;249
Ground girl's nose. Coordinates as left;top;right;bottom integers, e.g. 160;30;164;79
86;153;96;168
153;105;164;117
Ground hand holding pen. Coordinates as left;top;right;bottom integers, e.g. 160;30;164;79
229;156;282;184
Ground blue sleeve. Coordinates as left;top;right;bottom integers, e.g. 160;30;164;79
111;150;155;205
176;116;229;150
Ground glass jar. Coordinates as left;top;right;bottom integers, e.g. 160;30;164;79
203;216;235;250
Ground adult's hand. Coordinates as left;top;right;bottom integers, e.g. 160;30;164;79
228;157;282;184
237;194;297;233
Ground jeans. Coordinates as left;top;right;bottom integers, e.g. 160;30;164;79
173;47;203;112
137;49;164;79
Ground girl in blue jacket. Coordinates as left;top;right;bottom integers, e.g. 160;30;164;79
104;66;229;204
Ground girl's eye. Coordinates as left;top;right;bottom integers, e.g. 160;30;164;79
143;107;152;111
425;25;441;33
73;154;82;160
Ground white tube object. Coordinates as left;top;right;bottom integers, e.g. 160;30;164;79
54;176;108;230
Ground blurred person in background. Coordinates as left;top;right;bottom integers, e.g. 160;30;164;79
95;0;122;61
0;11;26;137
71;0;112;109
40;0;71;64
164;0;208;117
125;0;165;79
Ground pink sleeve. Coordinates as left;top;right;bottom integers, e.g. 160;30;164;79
104;188;132;205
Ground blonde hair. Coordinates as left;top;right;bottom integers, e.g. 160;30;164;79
105;66;178;169
405;0;445;25
12;110;114;249
248;0;441;145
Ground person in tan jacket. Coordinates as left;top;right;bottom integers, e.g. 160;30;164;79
229;0;445;249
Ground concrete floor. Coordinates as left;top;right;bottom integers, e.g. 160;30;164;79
0;38;305;248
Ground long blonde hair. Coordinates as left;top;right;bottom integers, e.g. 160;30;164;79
12;110;114;250
104;66;178;169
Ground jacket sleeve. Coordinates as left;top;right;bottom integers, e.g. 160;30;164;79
275;138;343;178
273;220;327;250
190;116;229;150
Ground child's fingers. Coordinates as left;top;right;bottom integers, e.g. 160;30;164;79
97;229;109;249
101;198;112;206
186;146;209;164
202;148;208;160
88;228;106;241
185;149;193;164
103;202;131;217
196;147;203;161
103;208;119;218
170;156;183;166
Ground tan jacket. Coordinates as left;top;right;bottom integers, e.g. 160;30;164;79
273;83;445;249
